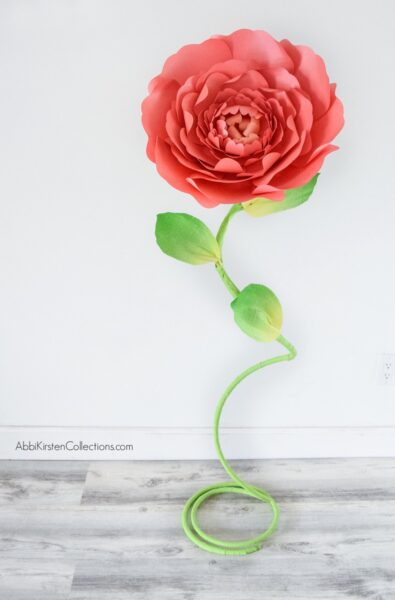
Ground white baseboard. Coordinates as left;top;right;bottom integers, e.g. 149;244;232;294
0;426;394;460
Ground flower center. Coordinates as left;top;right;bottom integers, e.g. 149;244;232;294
215;107;261;145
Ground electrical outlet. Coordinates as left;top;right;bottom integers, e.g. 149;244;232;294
378;354;395;385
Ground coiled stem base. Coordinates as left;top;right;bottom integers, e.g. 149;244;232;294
182;335;296;555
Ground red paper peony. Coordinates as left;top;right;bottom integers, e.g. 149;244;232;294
142;29;344;208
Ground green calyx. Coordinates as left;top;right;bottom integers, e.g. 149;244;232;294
242;174;319;218
231;283;283;342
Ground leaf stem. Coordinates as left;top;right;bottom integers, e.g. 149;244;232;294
215;261;239;298
215;204;243;297
216;203;243;251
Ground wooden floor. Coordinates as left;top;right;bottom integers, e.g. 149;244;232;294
0;459;394;599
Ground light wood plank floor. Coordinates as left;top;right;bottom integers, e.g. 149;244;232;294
0;459;394;599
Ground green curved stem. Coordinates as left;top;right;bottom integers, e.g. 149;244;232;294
215;261;239;298
182;204;298;555
214;204;242;298
182;335;296;555
216;203;243;251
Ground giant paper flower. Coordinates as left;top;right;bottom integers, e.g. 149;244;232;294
142;29;344;208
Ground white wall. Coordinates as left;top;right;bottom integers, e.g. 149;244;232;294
0;0;394;458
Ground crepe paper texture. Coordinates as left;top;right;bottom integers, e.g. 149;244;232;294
141;28;344;555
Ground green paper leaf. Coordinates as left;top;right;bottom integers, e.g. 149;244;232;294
242;174;319;218
231;284;283;342
155;212;221;265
